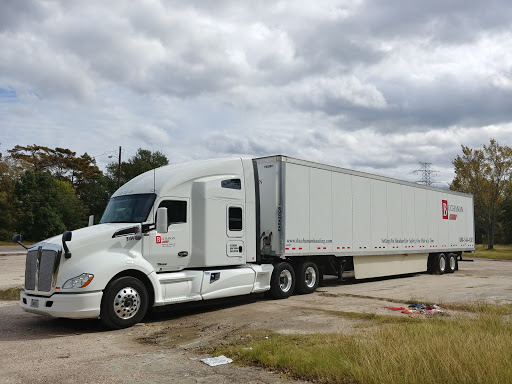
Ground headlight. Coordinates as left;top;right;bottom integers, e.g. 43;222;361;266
62;273;94;289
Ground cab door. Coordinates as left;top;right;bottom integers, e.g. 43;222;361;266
148;198;190;272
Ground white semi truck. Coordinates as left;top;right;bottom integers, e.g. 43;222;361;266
15;156;475;328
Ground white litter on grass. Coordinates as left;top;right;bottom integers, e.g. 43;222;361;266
201;355;233;367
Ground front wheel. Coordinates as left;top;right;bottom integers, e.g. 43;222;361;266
100;276;149;329
269;262;295;299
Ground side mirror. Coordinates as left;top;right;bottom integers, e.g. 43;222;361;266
88;215;94;227
12;234;28;250
156;207;168;234
62;231;72;259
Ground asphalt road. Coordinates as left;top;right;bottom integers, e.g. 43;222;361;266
0;246;26;254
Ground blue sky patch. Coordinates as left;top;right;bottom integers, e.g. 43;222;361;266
0;87;18;102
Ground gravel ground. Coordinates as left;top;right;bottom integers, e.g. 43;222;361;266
1;250;511;384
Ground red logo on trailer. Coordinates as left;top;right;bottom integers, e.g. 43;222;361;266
442;200;448;219
156;236;161;244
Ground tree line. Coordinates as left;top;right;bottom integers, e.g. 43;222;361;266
451;139;512;249
1;140;511;248
0;144;168;241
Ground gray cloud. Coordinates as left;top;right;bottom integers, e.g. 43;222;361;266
1;0;512;188
352;1;512;43
0;0;50;33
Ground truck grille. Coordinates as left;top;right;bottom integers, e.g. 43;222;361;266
25;247;60;293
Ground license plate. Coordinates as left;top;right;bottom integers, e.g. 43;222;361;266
30;299;39;308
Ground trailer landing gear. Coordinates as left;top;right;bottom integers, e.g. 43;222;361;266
338;259;347;282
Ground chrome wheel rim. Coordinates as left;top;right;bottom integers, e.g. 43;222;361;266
113;287;140;320
304;266;317;288
279;269;293;293
439;255;446;272
449;255;456;270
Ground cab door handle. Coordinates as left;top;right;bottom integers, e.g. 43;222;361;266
178;251;188;257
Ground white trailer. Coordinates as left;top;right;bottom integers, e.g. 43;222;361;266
257;156;475;282
16;156;474;328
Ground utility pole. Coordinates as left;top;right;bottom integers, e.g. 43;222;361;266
414;162;438;186
117;146;122;188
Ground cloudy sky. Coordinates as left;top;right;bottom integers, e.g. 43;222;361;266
1;0;512;186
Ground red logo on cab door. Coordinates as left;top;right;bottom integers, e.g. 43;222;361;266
442;200;448;219
156;236;161;244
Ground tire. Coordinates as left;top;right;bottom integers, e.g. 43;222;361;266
446;253;456;274
101;276;149;329
269;262;295;299
427;254;435;274
434;253;447;275
295;261;319;294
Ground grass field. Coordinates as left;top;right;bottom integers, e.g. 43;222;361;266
0;287;21;300
213;303;512;384
473;244;512;259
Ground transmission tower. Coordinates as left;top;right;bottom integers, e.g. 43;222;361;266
414;162;438;186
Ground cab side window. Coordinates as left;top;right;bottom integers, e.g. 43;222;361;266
228;207;242;231
156;200;187;226
221;178;241;190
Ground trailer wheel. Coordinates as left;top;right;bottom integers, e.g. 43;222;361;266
434;253;447;275
295;261;319;294
427;255;434;274
269;262;295;299
100;276;148;329
446;253;457;274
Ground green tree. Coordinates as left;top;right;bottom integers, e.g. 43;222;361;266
8;144;109;221
0;150;22;240
106;148;168;186
7;145;55;173
14;170;88;241
500;193;512;244
451;139;512;249
77;173;113;223
8;145;102;186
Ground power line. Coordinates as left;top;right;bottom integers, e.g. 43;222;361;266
92;149;119;159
